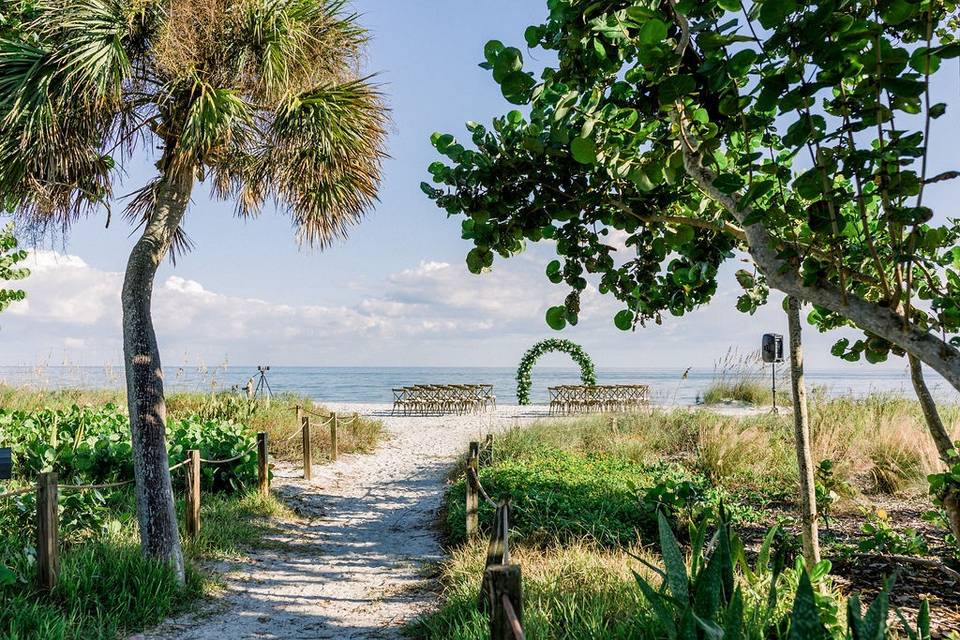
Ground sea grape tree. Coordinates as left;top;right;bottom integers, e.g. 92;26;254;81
423;0;960;536
426;0;960;382
0;223;28;314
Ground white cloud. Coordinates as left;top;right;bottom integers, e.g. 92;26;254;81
0;247;902;371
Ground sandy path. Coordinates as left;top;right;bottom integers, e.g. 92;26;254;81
138;403;549;640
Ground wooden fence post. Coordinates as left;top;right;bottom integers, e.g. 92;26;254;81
302;416;312;481
296;405;303;433
466;441;479;538
36;472;59;590
257;432;269;496
186;449;201;537
486;564;523;640
330;412;339;462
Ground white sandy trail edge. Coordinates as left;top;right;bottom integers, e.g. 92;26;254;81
135;403;550;640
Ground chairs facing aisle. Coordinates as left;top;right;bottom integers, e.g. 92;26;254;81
547;384;650;415
392;384;496;415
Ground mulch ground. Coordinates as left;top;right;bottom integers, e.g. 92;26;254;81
741;493;960;637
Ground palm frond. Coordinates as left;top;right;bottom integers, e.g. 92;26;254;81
1;0;387;249
211;76;387;247
175;79;254;168
42;0;134;99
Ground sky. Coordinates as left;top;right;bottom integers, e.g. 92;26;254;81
0;0;942;378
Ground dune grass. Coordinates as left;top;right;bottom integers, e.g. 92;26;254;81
481;394;954;498
409;541;660;640
700;348;791;407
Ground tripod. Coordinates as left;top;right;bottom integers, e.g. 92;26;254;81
253;366;273;405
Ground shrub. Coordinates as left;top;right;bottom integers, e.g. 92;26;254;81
167;417;257;492
0;405;258;491
635;512;929;640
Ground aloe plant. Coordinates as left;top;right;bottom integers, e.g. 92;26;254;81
635;511;932;640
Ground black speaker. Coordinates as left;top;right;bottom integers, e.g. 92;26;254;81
0;448;11;480
762;333;784;363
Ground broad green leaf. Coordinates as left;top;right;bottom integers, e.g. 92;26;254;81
657;511;689;604
570;137;597;164
639;19;668;45
789;571;828;640
545;305;567;330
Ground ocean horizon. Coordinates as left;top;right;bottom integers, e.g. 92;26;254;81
0;363;951;406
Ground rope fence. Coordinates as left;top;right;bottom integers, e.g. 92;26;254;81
465;437;525;640
1;402;367;592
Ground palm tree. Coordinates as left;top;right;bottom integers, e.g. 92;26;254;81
0;0;386;581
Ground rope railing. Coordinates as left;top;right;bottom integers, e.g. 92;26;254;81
0;486;33;500
502;594;525;640
468;467;497;508
198;442;259;465
60;479;135;492
0;453;207;499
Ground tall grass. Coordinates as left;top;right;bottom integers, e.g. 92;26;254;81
410;541;660;640
485;393;957;498
700;348;790;406
0;487;292;639
0;383;306;639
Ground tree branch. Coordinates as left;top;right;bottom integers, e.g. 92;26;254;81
672;111;960;393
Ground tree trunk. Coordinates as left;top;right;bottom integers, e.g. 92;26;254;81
122;168;193;583
787;296;820;569
908;354;960;542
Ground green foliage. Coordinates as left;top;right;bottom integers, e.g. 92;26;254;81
515;338;596;405
167;417;258;492
445;445;758;548
858;510;929;557
0;404;257;490
447;448;655;546
425;481;931;640
0;541;199;640
423;0;960;384
0;0;387;246
0;223;28;313
409;541;655;640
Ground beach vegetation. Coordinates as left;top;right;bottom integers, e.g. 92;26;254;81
0;387;340;638
419;398;960;637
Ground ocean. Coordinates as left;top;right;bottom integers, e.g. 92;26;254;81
0;364;951;406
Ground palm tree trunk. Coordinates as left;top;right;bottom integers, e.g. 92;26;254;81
787;296;820;568
121;168;193;583
908;354;960;542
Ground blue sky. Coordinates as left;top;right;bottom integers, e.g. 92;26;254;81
0;1;941;378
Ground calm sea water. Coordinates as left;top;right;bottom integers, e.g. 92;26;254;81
0;364;950;406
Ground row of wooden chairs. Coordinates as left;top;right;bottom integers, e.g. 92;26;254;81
392;384;496;415
547;384;650;415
